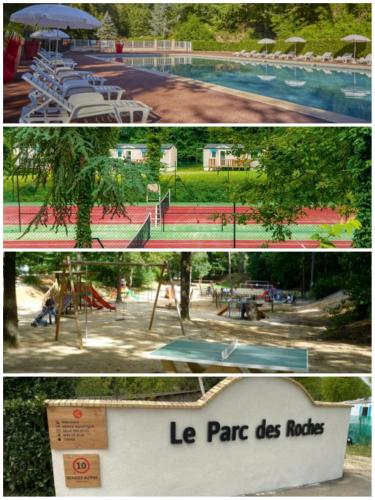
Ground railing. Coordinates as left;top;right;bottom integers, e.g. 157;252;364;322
70;39;192;53
207;158;252;170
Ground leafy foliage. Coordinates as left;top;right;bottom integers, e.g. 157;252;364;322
295;377;371;402
149;4;173;38
96;11;118;40
5;128;150;247
4;4;370;51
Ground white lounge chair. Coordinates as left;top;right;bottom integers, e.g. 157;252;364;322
334;53;353;63
254;51;267;58
32;59;106;85
267;51;282;59
244;50;257;58
358;53;371;65
296;51;314;61
314;52;333;62
30;69;125;101
31;62;106;86
279;51;295;60
37;51;77;69
233;49;247;57
20;73;151;123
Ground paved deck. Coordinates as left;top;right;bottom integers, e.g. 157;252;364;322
4;52;330;124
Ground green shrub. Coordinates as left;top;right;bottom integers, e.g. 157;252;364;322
174;15;215;41
4;399;54;496
312;275;344;299
20;274;42;287
160;170;263;203
4;377;77;401
192;39;371;58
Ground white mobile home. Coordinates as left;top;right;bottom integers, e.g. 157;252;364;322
203;144;259;171
112;144;177;171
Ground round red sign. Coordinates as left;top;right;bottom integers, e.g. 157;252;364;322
72;457;90;474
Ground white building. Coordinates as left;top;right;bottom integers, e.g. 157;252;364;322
112;144;177;172
203;144;260;171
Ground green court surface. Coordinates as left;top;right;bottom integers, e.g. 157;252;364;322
3;223;349;242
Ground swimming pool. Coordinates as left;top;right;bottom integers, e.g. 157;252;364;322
97;55;371;121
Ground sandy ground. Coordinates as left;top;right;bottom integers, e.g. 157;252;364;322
253;455;371;496
4;286;371;374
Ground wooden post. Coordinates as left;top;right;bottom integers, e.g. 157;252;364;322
148;264;165;331
67;256;83;349
55;270;66;341
167;265;185;336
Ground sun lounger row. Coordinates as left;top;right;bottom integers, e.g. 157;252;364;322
233;49;372;65
20;51;152;123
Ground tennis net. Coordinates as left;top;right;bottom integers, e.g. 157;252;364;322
127;214;151;248
157;190;171;229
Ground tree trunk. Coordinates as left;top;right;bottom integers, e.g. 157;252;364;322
180;252;192;320
4;252;20;347
75;162;93;248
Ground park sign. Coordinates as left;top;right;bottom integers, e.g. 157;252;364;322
46;378;351;496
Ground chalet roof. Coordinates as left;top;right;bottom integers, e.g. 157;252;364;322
204;144;243;149
116;144;175;150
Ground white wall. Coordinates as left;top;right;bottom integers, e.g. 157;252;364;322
110;147;177;171
50;378;350;496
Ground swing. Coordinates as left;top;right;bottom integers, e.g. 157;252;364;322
115;298;126;321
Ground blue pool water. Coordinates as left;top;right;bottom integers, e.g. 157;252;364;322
99;55;371;121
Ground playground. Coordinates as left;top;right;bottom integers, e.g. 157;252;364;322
3;201;353;249
5;277;370;374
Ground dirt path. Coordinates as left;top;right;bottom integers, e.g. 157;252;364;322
4;288;371;374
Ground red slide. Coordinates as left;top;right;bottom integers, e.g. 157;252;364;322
81;294;103;310
90;286;116;311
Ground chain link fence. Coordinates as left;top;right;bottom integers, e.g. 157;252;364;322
4;203;351;249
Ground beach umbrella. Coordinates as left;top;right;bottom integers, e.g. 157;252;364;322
11;4;101;55
341;34;370;59
30;29;70;52
258;38;275;55
285;36;306;55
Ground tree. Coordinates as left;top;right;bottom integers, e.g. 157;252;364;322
145;128;165;182
149;4;173;38
192;253;211;280
97;11;118;40
173;14;215;41
180;252;192;320
228;127;370;247
3;252;19;347
7;128;150;248
296;377;371;402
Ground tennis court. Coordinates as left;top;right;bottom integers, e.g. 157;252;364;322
3;199;353;249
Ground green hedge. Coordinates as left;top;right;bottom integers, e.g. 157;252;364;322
160;170;262;203
4;399;54;496
192;39;371;58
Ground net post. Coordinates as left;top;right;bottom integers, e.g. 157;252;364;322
233;202;237;248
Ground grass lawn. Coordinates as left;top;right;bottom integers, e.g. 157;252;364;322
4;169;265;204
346;444;372;457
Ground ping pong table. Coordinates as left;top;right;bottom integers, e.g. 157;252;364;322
148;339;308;373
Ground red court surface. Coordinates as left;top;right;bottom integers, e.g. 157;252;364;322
4;205;343;225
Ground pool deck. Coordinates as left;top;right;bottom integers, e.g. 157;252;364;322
3;51;348;124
